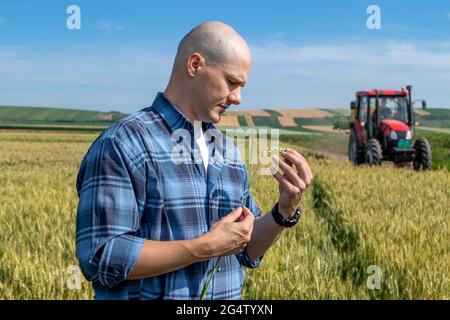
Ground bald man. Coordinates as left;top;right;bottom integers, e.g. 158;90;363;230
76;21;312;300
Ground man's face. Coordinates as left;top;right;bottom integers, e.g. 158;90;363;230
191;57;251;123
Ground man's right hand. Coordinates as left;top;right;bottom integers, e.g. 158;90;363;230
203;207;255;257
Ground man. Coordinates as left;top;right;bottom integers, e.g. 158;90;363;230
378;97;392;120
76;21;313;300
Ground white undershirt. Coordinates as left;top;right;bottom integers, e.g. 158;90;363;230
172;104;209;172
194;121;209;173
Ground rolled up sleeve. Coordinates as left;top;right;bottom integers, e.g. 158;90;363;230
96;235;144;288
76;137;146;288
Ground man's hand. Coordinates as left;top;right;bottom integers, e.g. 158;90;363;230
271;148;313;218
203;207;254;257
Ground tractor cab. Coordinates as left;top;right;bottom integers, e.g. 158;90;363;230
348;86;432;170
376;96;412;152
377;96;409;123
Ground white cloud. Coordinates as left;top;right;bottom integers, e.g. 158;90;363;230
1;39;450;112
97;21;126;31
246;40;450;108
252;41;450;68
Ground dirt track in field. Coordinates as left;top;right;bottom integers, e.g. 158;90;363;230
278;117;297;127
227;110;271;117
216;115;240;127
276;109;333;118
302;125;336;133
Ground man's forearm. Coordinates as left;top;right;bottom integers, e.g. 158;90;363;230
127;236;212;280
245;212;286;261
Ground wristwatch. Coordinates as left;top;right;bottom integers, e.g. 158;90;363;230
271;202;301;228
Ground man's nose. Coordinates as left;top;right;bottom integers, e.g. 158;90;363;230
228;88;242;105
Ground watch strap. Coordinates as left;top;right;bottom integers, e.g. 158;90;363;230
271;202;301;228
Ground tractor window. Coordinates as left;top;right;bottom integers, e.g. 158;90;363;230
369;97;377;116
359;96;368;122
379;96;408;122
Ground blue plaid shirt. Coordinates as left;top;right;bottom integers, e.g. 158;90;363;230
76;92;263;300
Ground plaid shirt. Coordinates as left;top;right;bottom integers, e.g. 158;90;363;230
76;92;263;300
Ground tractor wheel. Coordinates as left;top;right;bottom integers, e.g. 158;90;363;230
413;138;432;170
348;128;363;165
365;138;383;166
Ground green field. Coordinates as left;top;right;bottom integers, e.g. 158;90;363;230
416;132;450;170
280;133;349;156
0;129;448;299
2;106;448;133
414;108;450;128
283;131;450;170
0;106;127;127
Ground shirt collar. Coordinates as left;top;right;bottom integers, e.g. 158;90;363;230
151;92;215;134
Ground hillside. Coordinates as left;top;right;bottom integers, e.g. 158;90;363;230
0;106;127;126
217;107;450;134
0;105;448;134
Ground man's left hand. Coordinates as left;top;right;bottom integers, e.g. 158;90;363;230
271;148;313;219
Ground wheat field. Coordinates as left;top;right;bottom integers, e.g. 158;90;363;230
0;130;448;299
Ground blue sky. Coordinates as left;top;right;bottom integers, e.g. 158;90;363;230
1;0;450;113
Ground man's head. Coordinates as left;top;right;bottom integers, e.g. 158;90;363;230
165;21;252;123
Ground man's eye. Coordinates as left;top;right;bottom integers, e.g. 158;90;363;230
228;79;237;85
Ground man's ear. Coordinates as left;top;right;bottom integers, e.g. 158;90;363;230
187;53;204;77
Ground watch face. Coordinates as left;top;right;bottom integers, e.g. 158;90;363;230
286;208;301;227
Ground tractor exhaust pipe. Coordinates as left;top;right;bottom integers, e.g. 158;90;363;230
406;85;413;127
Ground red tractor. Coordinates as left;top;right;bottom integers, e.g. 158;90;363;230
348;86;432;170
